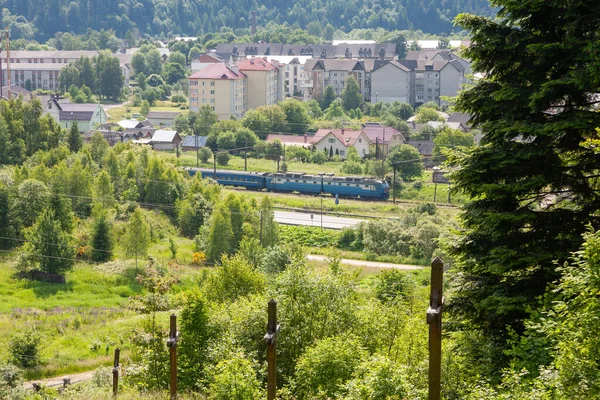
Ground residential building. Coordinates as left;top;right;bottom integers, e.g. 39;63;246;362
370;61;414;105
0;85;32;100
191;53;224;72
362;124;405;157
302;59;371;101
0;50;131;90
188;63;247;119
213;43;398;61
237;58;278;109
265;133;311;147
147;111;180;127
311;129;371;159
43;95;108;132
147;130;182;151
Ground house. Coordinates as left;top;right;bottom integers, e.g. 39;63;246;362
362;124;405;157
447;112;472;131
181;136;208;151
188;64;247;119
191;53;224;72
370;61;414;105
265;133;311;147
237;58;279;109
407;140;435;158
311;129;371;158
43;96;108;132
148;130;182;151
84;125;156;145
146;111;180;127
118;119;145;129
0;84;32;100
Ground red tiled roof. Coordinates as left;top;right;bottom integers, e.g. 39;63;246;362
266;134;309;145
237;58;276;71
198;53;223;63
189;63;246;80
362;125;402;144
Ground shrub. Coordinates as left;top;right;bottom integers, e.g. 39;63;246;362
375;270;416;303
9;330;41;368
216;152;231;166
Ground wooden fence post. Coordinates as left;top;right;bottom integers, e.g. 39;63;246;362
427;257;444;400
112;348;120;398
264;299;280;400
167;314;181;400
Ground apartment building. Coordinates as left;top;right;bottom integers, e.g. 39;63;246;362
0;50;131;91
370;61;414;105
237;58;278;109
188;64;247;119
302;59;371;101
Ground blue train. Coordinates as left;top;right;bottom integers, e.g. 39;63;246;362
185;168;390;200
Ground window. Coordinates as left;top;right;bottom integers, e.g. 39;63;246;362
340;150;346;157
202;98;207;103
328;138;335;143
358;138;361;143
210;81;214;86
202;81;205;86
210;98;215;103
52;59;56;63
210;90;214;94
211;107;215;111
28;59;32;63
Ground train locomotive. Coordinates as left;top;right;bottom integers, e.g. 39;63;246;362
186;168;390;200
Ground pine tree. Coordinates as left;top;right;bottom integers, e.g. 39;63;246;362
123;207;150;267
341;76;362;111
25;209;74;276
91;213;113;262
320;85;336;111
258;196;278;248
67;121;82;152
448;0;600;368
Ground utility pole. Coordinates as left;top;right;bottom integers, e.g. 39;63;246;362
195;135;199;167
393;166;397;204
0;46;3;99
167;314;181;400
264;299;280;400
320;194;323;231
244;136;248;171
427;258;444;400
213;150;217;174
112;348;120;398
259;210;263;246
5;27;10;98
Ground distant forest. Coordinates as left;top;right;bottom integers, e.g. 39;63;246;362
0;0;493;41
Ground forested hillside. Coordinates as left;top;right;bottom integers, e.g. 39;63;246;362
1;0;492;41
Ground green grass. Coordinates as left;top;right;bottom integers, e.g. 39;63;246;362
106;101;187;122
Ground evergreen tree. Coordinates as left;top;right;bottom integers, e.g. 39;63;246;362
123;207;150;267
94;170;115;208
342;76;362;112
90;213;113;262
448;0;600;369
25;209;74;275
320;85;336;111
67;121;82;152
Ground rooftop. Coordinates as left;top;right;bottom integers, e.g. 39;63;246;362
189;63;246;80
237;58;276;71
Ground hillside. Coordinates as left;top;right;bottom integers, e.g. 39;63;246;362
1;0;493;41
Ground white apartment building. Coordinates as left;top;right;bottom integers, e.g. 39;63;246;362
188;63;247;119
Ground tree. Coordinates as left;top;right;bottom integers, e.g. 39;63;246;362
204;205;234;263
90;213;113;262
67;121;82;152
24;209;74;275
387;101;414;120
123;207;150;267
96;51;124;101
216;151;231;165
198;147;213;163
15;179;50;229
193;105;219;136
169;51;186;67
415;107;443;123
179;291;211;391
140;100;150;117
433;127;474;158
132;52;148;75
448;0;600;370
90;131;109;164
258;196;278;247
388;144;424;181
279;99;311;134
342;76;362;111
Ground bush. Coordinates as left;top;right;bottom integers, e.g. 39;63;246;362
260;244;303;274
216;152;231;166
9;329;41;368
198;147;213;164
278;225;338;248
375;269;416;303
310;150;327;164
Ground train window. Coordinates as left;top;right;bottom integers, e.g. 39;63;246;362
356;184;360;187
295;180;299;182
302;180;306;183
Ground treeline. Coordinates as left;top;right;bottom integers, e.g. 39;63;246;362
1;0;492;41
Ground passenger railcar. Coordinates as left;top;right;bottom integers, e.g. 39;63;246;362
185;168;389;200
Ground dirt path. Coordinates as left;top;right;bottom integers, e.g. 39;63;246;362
306;254;425;270
24;370;96;390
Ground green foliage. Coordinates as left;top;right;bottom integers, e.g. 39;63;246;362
67;121;82;152
216;151;231;166
260;243;304;274
258;196;278;247
0;362;26;399
278;225;338;248
15;179;50;229
123;207;150;267
320;85;336;110
203;255;266;303
295;335;367;399
375;270;416;303
9;329;41;368
179;291;212;391
433;127;474;157
90;213;113;262
204;205;234;263
139;100;150;117
21;208;74;275
279;99;311;134
343;356;410;399
342;76;362;111
206;353;263;400
415;107;443;123
388;144;424;181
177;194;211;238
448;0;600;369
198;147;213;164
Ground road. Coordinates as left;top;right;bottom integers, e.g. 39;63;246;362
24;370;96;390
274;210;364;230
306;254;424;270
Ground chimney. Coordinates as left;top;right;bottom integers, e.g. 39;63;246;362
341;128;345;136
